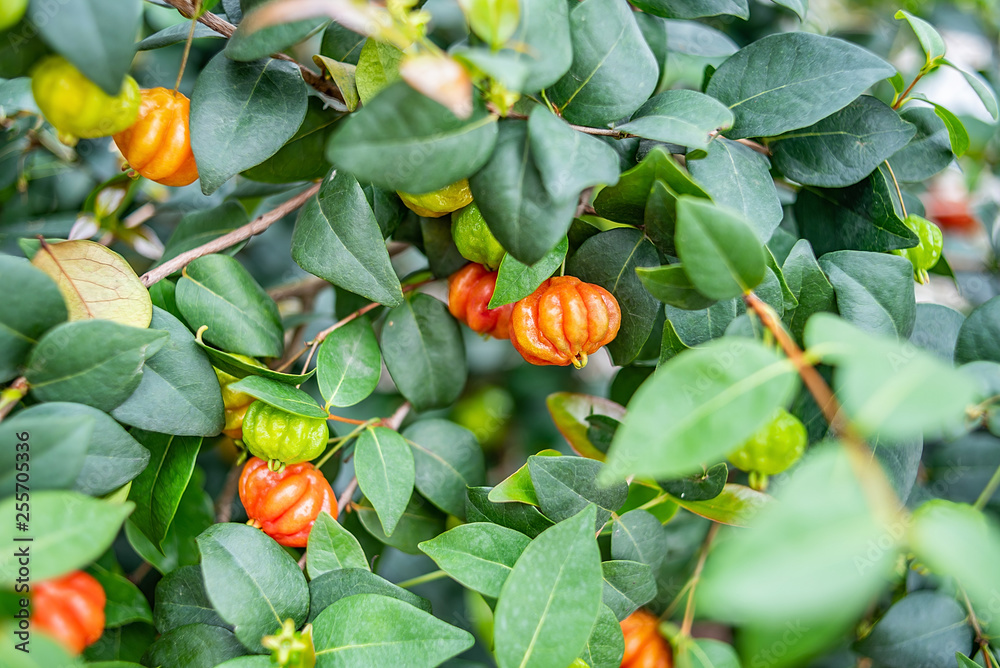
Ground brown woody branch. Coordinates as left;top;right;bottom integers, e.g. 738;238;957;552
140;182;320;287
159;0;344;102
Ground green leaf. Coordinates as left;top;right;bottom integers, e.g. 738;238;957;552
307;512;371;578
566;228;660;365
381;294;467;412
769;96;916;188
0;255;66;382
579;605;625;668
670;483;771;527
191;53;308;194
674;638;741;668
176;254;284;358
0;413;91;496
895;10;946;68
158;202;250;267
470;120;578;265
308;568;432;621
110;308;224;436
89;563;153;628
911;303;965;361
127;430;201;549
227;375;327;418
604;338;798;480
403;419;486;518
629;0;748;19
198;523;309;653
888;107;954;182
226;5;326;61
594;146;710;226
781;239;836;344
636;265;716;311
0;491;133;585
489;453;550;506
242;97;340;182
141;624;247;668
660;462;728;502
548;0;658;126
137;21;225;50
419;523;531;598
320;22;364;64
706;32;895;139
460;0;520;48
24;320;167;411
317;318;381;408
601;560;656;620
503;0;572;91
529;456;628;530
153;565;231;634
944;61;999;121
619;91;734;150
312;594;474;667
28;0;141;95
355;427;416;536
675;196;766;299
291;171;403;307
490;237;568;308
686;138;782;241
856;591;972;665
355;39;403;104
698;444;898;624
612;509;669;570
7;402;148;496
546;393;628;462
805;314;979;439
466;486;555;538
493;506;603;668
795;171;917;254
528;107;621;202
195;343;315;385
356;496;446;555
818;250;916;338
327;82;498;193
956;296;1000;365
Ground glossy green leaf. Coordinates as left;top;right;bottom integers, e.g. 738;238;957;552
466;487;555;538
127;430;201;549
604;338;798;480
191;53;308;194
674;638;741;668
910;303;965;361
636;265;716;311
675;196;766;299
503;0;573;91
0;255;66;382
153;565;231;634
955;296;1000;365
660;462;728;502
817;251;916;338
307;512;371;578
781;239;836;343
612;509;669;570
355;39;402;104
291;171;403;307
24;320;167;411
381;293;467;412
494;506;603;668
528;107;621;202
0;413;90;496
355;496;447;555
629;0;747;19
403;419;485;518
529;456;628;530
89;563;153;628
770;96;916;187
706;32;895;138
226;4;326;61
460;0;520;48
141;624;247;668
856;591;972;665
312;594;473;667
895;10;946;68
327;82;498;193
195;343;314;385
601;560;656;620
308;569;432;622
671;483;771;527
489;450;560;506
888;107;954;182
419;522;531;598
355;427;416;536
242;97;340;182
137;21;225;50
198;523;309;653
317;318;381;408
946;61;999;121
490;237;568;308
619;90;734;149
228;375;327;418
579;605;625;668
0;491;133;585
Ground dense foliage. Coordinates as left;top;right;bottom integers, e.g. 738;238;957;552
1;0;1000;667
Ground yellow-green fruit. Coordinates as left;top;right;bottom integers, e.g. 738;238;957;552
213;368;257;439
452;202;506;270
398;178;473;218
242;401;329;466
728;408;807;476
450;385;513;452
31;55;140;140
0;0;28;31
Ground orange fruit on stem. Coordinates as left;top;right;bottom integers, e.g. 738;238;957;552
113;87;198;186
510;276;621;368
239;456;336;547
620;609;673;668
31;570;106;655
448;263;515;339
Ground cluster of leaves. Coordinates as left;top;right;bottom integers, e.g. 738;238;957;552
2;0;1000;667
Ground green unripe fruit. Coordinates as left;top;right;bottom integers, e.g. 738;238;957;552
452;202;506;271
0;0;28;31
729;408;807;479
242;401;328;469
891;214;942;285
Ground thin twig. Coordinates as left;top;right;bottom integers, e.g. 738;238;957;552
0;377;28;423
267;276;331;301
892;72;924;110
215;464;242;523
883;160;908;218
173;11;199;92
962;588;996;668
381;401;411;431
140;183;320;287
336;476;358;517
679;522;719;637
128;561;152;585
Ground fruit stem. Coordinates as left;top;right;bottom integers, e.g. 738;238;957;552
174;10;199;93
396;570;448;589
678;522;719;637
0;376;28;423
974;461;1000;511
883;160;908;218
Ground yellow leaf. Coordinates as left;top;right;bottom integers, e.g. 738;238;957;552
31;239;152;328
